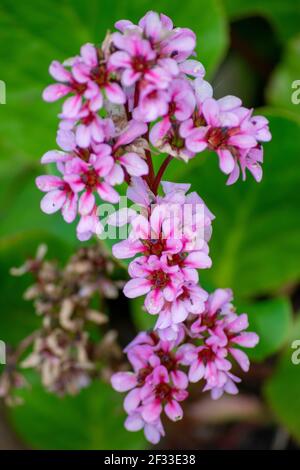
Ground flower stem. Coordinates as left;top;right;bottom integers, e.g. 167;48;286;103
152;155;172;195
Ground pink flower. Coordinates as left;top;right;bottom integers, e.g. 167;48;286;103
76;204;103;241
147;78;195;133
185;97;271;182
139;365;188;423
61;106;113;148
124;255;183;314
43;42;125;118
106;120;148;183
36;174;77;223
64;148;119;213
186;288;259;397
72;43;126;106
150;119;194;161
109;32;171;89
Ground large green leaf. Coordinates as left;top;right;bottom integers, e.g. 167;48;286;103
9;372;145;450
264;317;300;443
266;35;300;118
0;164;80;246
165;111;300;298
239;298;293;361
0;0;227;168
224;0;300;42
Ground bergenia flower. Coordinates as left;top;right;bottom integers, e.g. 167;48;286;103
38;10;269;445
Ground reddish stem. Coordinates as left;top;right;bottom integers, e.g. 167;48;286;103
145;149;155;186
152;155;172;195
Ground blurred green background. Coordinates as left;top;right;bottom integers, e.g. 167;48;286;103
0;0;300;450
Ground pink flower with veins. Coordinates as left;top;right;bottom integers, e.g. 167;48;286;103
72;43;126;106
64;148;119;214
43;58;92;117
124;255;184;314
106;120;148;184
60;104;113;148
133;84;169;122
186;288;259;397
109;32;173;89
147;78;195;133
150;119;194;162
36;174;78;223
139;365;188;423
43;42;125;118
185;96;271;182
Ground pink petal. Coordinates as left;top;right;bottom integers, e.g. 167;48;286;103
43;84;71;102
123;278;152;298
229;348;250;372
40;190;66;214
76;125;91;148
125;413;144;432
170;370;188;389
124;388;141;413
109;51;131;69
229;134;257;149
145;289;164;314
179;59;205;77
36;175;63;191
119;152;148;176
111;372;137;392
231;332;259;348
218;149;235;174
62;193;77;223
62;95;82;118
78;190;95;216
142;400;162;423
189;360;205;383
165;400;183;422
97;182;120;203
105;82;126;104
49;61;72;82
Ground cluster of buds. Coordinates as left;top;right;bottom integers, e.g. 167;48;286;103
2;244;123;399
33;11;271;444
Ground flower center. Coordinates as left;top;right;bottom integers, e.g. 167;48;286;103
137;366;152;386
91;65;109;87
157;350;176;371
81;169;99;189
155;382;172;402
131;56;150;73
142;239;166;256
149;269;170;289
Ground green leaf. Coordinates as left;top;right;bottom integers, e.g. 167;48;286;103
0;0;227;167
224;0;300;42
130;297;156;332
165;111;300;298
9;372;146;450
266;35;300;118
0;165;78;246
238;298;293;361
264;317;300;443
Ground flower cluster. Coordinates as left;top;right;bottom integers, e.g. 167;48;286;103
6;245;123;398
111;289;258;444
34;10;271;445
111;177;213;340
37;11;271;242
